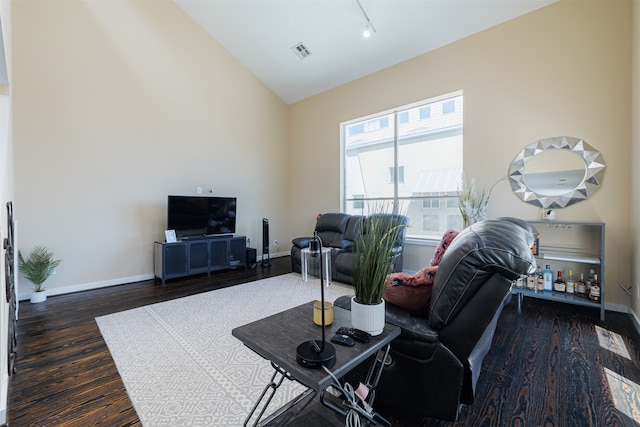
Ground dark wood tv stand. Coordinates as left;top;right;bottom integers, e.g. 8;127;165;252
154;234;246;284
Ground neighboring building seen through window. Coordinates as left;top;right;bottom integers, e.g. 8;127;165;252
341;92;463;239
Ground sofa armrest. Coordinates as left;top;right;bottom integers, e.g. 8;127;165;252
292;237;312;249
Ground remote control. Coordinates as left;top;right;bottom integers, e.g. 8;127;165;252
335;327;370;343
331;334;356;347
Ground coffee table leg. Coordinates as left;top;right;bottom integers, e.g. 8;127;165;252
319;344;393;426
365;344;392;393
243;362;313;427
301;250;309;283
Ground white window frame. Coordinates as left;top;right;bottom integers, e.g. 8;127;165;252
340;91;463;241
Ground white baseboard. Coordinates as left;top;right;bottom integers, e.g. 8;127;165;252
17;253;291;301
18;274;155;301
604;303;640;337
258;251;288;260
0;372;7;425
605;302;630;314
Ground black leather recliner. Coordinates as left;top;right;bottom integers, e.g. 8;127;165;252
291;213;407;285
334;217;537;421
291;213;360;276
333;213;408;284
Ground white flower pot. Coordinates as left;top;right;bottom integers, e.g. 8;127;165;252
30;291;47;304
351;296;385;336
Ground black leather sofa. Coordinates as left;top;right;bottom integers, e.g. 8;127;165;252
334;217;537;421
291;212;408;285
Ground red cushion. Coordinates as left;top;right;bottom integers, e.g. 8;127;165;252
383;229;458;315
430;229;459;266
383;266;438;315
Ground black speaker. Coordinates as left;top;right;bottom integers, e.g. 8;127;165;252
261;218;271;267
245;248;257;269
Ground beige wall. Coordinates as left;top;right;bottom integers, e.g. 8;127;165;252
8;0;637;312
2;0;636;419
632;0;640;323
0;0;11;422
12;1;289;296
289;0;633;309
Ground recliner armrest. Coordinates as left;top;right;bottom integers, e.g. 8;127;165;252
292;237;312;249
328;240;353;251
333;295;439;344
385;302;439;343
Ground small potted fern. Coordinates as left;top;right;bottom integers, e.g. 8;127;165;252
18;245;61;303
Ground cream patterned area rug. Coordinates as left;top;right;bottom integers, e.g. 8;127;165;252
96;273;354;426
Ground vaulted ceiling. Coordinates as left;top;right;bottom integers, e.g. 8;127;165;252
0;1;558;97
175;0;557;104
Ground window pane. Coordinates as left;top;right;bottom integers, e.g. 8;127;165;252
447;214;464;231
422;214;440;232
348;123;364;136
342;93;464;238
344;199;396;216
442;99;456;114
353;194;364;209
419;106;431;119
344;113;395;202
397;95;463;200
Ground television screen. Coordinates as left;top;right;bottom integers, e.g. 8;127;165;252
167;196;237;238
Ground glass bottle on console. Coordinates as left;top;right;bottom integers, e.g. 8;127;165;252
543;265;553;291
590;274;601;302
553;270;566;293
576;272;587;296
526;269;536;290
535;265;544;292
566;269;575;294
587;269;596;294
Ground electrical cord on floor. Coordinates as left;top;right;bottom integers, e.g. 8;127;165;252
323;365;373;427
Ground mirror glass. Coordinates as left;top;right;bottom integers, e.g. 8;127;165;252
508;136;605;209
523;150;586;196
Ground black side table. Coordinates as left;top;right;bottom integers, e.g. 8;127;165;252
232;301;400;426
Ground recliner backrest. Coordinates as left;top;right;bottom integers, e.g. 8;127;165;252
428;218;536;330
363;213;409;248
343;215;364;243
315;213;351;246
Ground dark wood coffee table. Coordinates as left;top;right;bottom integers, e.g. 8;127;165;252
232;301;400;426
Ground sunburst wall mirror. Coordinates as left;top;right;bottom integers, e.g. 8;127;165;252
508;136;605;209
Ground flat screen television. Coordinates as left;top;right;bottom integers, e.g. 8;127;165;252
167;195;237;239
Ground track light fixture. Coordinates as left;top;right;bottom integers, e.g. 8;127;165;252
363;22;372;38
356;0;376;38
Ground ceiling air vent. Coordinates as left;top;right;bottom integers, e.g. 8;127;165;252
291;42;311;60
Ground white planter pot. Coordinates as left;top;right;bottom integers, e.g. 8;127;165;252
30;291;47;304
351;296;385;336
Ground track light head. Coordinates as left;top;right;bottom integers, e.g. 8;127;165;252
363;22;372;38
356;0;376;38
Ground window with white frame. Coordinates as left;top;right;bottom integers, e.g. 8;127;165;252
388;165;405;184
353;194;365;209
341;92;463;240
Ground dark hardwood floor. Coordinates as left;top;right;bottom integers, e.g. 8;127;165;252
7;256;640;426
